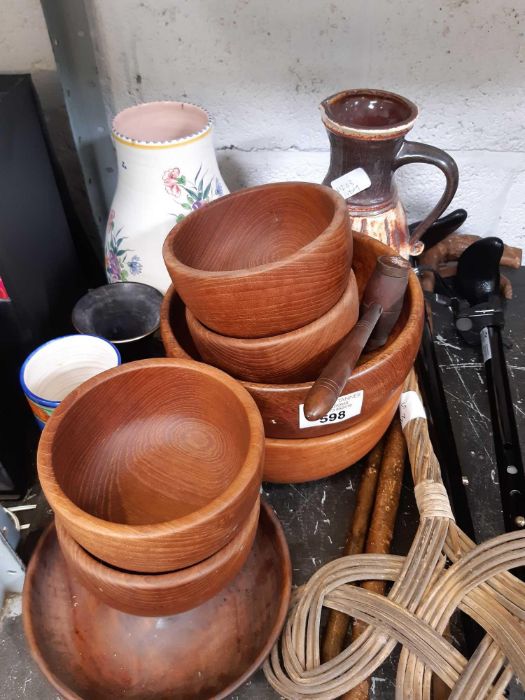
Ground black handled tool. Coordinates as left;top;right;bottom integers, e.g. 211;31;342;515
412;210;484;655
410;208;468;251
455;237;525;534
411;209;476;539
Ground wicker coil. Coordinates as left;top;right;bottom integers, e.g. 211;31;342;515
264;369;525;699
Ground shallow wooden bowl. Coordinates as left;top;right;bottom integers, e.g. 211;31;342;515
23;501;291;700
55;499;260;617
263;387;401;482
162;182;352;338
37;358;264;573
186;270;358;383
161;233;424;439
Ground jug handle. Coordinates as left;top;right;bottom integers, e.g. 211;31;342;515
393;141;459;255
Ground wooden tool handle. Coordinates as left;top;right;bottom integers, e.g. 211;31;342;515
419;233;523;294
304;302;383;421
502;244;523;269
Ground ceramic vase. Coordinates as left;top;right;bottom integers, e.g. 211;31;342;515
105;101;228;292
320;89;458;257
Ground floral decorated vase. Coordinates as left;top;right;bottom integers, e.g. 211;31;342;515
105;101;228;292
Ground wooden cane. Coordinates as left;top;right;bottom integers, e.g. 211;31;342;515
321;438;385;663
419;233;522;294
343;416;407;700
321;417;407;699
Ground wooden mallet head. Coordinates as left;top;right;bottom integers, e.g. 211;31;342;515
304;255;410;421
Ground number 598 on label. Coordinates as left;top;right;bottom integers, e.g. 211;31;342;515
298;390;364;429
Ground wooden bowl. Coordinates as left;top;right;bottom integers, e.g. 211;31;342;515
37;358;264;573
161;233;424;439
162;182;352;338
263;387;401;482
23;501;291;700
55;499;260;617
186;270;358;383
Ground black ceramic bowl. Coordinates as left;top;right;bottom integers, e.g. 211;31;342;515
72;282;163;344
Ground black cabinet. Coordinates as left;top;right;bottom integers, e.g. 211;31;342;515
0;75;87;495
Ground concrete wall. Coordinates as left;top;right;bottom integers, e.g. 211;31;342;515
84;0;525;249
2;0;525;249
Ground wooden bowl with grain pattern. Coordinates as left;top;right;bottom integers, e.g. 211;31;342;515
23;500;291;700
37;358;264;573
55;499;260;616
160;233;424;440
162;182;352;338
186;270;359;383
263;387;401;482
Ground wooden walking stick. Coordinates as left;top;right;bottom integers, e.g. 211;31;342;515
418;232;522;296
345;416;406;700
322;439;385;663
321;417;407;699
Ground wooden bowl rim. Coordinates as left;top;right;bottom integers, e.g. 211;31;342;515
186;269;357;349
22;500;292;700
162;181;347;280
55;499;260;589
37;358;265;538
161;234;424;393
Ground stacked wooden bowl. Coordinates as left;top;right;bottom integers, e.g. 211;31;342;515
24;501;291;700
162;182;425;483
163;181;358;383
37;358;266;616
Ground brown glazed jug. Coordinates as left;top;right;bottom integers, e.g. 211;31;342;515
321;89;459;257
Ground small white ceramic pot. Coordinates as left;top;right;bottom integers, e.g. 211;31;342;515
105;101;228;293
20;335;120;428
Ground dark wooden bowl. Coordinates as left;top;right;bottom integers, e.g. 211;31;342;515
37;358;264;573
162;182;352;338
186;270;358;383
55;499;260;616
263;387;401;482
161;233;424;439
23;501;291;700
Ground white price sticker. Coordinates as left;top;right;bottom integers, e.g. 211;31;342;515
399;391;427;428
331;168;371;200
480;327;492;363
298;390;364;429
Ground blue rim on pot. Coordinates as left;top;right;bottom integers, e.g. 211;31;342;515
20;334;121;428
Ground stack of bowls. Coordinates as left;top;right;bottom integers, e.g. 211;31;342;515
37;358;265;616
161;183;425;483
162;181;358;384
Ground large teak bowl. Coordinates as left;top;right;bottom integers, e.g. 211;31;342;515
263;388;400;482
162;182;352;338
23;500;291;700
38;358;264;572
186;270;358;383
55;499;260;617
161;233;424;440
